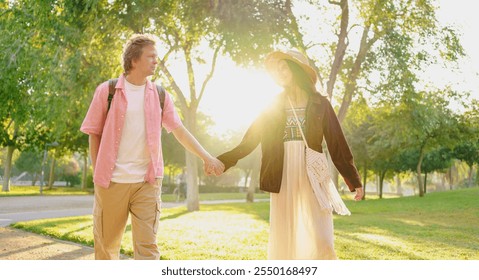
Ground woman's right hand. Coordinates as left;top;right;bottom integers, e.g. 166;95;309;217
354;187;364;201
204;156;225;176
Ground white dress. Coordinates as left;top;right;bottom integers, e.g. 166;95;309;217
267;108;338;260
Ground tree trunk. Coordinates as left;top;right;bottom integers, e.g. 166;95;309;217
284;0;324;87
157;42;219;210
326;0;349;100
246;171;254;203
376;174;379;196
416;147;425;197
243;170;251;189
184;108;200;212
48;157;56;190
337;25;373;123
440;174;445;191
247;160;260;203
2;146;15;192
243;170;252;200
396;175;403;196
81;153;88;190
467;164;473;187
446;167;453;190
185;151;199;211
379;170;386;199
362;162;367;200
32;172;38;187
424;172;428;194
246;186;255;202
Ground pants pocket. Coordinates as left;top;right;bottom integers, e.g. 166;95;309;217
153;201;161;234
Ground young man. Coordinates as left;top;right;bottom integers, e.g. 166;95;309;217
80;34;224;260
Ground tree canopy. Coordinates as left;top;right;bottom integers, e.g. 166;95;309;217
1;0;476;199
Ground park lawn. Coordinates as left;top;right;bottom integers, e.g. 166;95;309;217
162;192;270;202
0;186;92;196
12;187;479;260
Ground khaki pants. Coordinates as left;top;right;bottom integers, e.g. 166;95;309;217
93;179;162;260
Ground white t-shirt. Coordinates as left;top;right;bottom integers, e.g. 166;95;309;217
111;80;150;183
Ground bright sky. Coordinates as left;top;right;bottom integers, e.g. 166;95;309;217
167;0;479;136
433;0;479;100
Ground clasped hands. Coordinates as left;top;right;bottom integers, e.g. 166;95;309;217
203;156;225;176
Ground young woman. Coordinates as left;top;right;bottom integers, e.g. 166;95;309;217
217;50;363;260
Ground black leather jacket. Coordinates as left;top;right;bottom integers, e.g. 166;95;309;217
217;92;362;193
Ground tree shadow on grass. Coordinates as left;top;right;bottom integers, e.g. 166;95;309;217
335;212;479;259
335;229;424;260
14;216;95;247
160;208;190;221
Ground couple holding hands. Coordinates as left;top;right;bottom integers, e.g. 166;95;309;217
81;34;363;260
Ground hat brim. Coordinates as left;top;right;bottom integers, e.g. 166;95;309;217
265;51;317;84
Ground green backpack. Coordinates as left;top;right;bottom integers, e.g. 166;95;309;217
107;78;166;117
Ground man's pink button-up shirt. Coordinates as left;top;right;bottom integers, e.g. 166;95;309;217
80;75;182;188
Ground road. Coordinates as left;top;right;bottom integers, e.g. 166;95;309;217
0;195;182;227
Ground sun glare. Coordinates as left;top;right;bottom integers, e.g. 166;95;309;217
157;0;479;137
200;59;281;136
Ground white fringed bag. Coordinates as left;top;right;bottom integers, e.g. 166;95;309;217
288;98;351;215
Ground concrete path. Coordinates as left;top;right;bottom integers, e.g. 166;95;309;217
0;227;98;260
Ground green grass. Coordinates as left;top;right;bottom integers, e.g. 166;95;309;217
161;192;269;202
12;187;479;260
334;187;479;260
0;186;92;196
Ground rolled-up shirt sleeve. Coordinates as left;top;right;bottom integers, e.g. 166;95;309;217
80;82;109;136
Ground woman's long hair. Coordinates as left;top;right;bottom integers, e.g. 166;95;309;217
285;60;317;96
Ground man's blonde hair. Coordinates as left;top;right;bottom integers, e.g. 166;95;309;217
122;34;156;74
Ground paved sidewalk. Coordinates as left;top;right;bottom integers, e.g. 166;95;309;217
0;227;99;260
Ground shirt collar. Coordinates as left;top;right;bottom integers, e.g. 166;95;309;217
116;74;155;92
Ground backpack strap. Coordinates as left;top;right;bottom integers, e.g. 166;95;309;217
156;85;166;119
107;78;166;116
107;78;119;112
